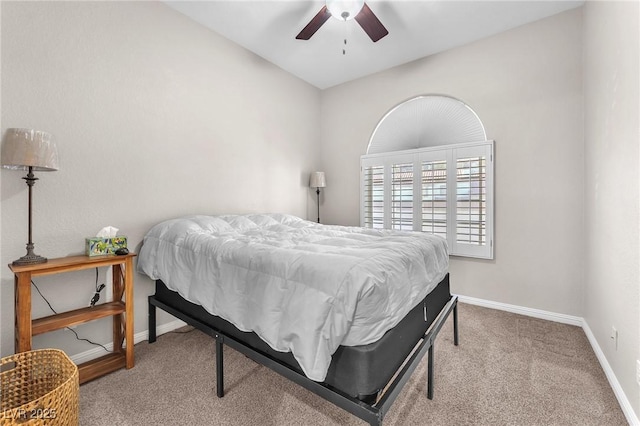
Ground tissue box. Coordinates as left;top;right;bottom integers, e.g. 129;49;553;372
85;236;127;257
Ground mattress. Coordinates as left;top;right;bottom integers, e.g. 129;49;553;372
154;274;452;400
138;213;449;381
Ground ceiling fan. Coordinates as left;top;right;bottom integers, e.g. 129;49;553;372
296;0;389;43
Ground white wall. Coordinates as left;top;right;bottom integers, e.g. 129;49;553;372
0;1;320;357
583;1;640;419
320;9;585;316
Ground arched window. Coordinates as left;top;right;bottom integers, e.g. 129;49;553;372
361;95;494;259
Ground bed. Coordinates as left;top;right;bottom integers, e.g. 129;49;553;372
138;213;459;425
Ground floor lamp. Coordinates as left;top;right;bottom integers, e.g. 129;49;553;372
2;128;59;265
309;171;326;223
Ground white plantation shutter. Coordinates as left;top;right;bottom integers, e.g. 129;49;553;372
451;144;493;258
391;162;414;231
361;141;493;259
420;154;448;239
362;164;384;229
456;157;485;244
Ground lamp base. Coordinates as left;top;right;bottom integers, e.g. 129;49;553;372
12;253;48;266
12;244;47;266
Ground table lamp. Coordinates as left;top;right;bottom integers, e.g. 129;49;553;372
2;128;59;265
309;171;326;223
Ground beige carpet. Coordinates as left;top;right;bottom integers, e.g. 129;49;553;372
79;303;627;425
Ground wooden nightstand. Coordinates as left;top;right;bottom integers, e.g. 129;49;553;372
9;253;136;383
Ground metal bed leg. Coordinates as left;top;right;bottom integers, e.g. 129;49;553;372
453;301;459;346
216;337;225;397
427;344;434;400
148;297;157;344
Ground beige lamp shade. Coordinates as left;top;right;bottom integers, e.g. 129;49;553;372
2;128;59;171
309;171;326;188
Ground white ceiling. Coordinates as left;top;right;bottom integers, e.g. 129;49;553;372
164;0;584;89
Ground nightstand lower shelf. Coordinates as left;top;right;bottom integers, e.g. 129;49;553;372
32;302;126;336
78;352;126;384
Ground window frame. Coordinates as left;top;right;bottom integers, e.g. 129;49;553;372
360;140;494;259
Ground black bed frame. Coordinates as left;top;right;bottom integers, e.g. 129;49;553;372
148;287;458;425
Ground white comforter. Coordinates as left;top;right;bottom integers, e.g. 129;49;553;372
137;213;449;381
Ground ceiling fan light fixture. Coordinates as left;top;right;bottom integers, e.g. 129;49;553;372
296;0;387;42
326;0;365;21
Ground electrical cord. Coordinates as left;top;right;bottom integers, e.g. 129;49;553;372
90;268;106;307
31;278;110;354
90;284;106;307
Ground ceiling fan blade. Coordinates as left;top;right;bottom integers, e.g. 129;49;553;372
355;3;389;42
296;5;331;40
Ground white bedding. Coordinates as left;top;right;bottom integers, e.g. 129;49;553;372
137;213;449;381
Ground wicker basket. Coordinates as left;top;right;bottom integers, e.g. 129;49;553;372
1;349;79;425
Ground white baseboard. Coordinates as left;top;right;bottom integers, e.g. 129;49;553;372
582;321;640;426
458;295;639;425
70;318;186;366
457;295;583;326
